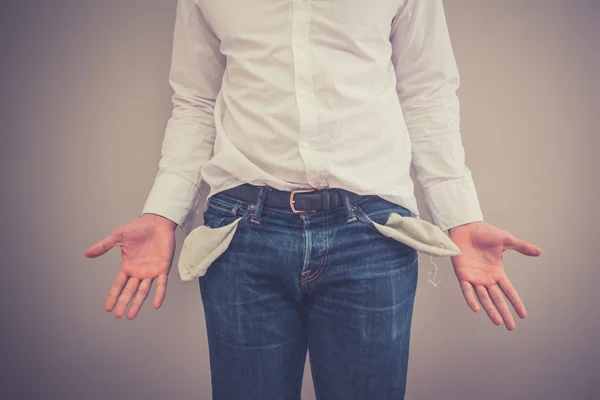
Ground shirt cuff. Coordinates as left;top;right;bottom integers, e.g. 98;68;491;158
141;170;201;235
421;175;484;233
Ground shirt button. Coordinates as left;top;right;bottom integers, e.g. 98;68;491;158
301;142;310;149
309;125;317;133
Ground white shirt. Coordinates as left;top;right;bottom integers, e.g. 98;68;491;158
142;0;484;235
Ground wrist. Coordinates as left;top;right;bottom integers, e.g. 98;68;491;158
448;221;484;234
141;213;177;230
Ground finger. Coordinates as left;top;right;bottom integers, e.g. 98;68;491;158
126;278;154;320
113;277;140;318
459;281;480;312
504;232;542;256
153;273;168;309
497;277;527;319
105;271;128;312
474;285;503;326
486;284;516;331
85;228;122;258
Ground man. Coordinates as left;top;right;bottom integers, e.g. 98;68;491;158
84;0;543;398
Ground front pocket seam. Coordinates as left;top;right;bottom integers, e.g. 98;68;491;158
353;205;381;232
204;201;253;228
354;207;417;256
206;202;237;217
212;209;252;231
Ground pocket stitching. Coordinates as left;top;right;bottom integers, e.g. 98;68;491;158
203;204;252;230
354;204;392;232
206;201;237;217
354;205;417;256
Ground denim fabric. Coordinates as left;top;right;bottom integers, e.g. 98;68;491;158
198;186;419;399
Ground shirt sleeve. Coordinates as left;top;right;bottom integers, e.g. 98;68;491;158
141;0;226;235
390;0;484;233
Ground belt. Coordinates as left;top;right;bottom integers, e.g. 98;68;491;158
221;183;369;213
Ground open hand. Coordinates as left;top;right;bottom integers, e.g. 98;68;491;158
84;213;177;320
449;221;542;330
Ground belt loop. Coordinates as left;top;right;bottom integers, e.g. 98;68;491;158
341;190;358;223
249;185;269;224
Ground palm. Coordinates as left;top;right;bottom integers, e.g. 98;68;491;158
452;223;506;285
119;223;174;280
449;222;542;330
85;214;176;320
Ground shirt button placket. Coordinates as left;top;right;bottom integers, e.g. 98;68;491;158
291;0;319;185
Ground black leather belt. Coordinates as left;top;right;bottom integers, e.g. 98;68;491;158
221;183;368;213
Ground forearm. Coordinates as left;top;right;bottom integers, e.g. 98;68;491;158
141;0;225;235
391;0;484;232
403;93;484;232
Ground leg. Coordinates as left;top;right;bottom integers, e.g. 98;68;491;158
306;197;419;399
198;193;308;400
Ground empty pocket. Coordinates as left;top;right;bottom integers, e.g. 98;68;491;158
178;217;242;281
370;213;461;256
354;203;461;257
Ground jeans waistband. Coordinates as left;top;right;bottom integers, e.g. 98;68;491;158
221;183;369;214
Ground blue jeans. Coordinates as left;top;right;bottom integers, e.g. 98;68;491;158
198;186;419;399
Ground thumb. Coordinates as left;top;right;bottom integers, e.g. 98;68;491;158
504;232;543;257
84;229;122;258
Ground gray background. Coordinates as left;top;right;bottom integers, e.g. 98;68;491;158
1;1;598;399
